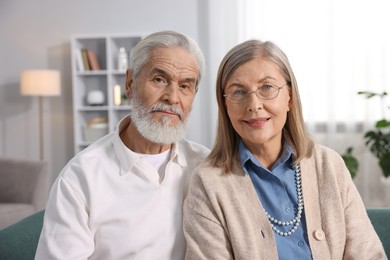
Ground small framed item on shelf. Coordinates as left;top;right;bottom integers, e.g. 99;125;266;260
114;84;121;106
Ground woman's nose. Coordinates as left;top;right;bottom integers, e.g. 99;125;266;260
247;91;264;111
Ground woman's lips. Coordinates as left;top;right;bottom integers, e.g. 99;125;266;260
245;117;269;127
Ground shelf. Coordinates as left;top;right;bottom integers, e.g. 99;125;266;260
112;105;131;110
77;106;109;111
71;34;144;154
112;70;127;75
76;70;108;76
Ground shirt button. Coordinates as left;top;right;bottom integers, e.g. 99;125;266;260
314;229;325;241
298;241;304;247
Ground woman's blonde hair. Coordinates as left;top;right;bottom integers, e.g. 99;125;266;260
207;39;314;173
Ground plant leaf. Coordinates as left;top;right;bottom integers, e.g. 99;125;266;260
379;152;390;178
376;119;390;128
357;91;376;99
341;147;359;178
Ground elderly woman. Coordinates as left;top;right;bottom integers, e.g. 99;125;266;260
183;40;386;259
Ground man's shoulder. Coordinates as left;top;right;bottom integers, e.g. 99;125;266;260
177;138;210;159
77;132;115;157
60;133;116;176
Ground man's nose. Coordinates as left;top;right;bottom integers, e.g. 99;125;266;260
162;83;180;104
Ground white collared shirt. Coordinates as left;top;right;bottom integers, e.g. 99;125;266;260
35;116;209;260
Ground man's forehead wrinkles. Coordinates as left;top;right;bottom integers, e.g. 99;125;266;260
149;58;188;69
147;64;197;80
150;67;168;75
173;61;185;69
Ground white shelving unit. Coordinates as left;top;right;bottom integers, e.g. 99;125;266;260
71;34;144;153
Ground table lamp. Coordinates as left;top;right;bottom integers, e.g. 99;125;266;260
20;70;61;160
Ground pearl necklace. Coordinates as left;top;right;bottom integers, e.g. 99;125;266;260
264;163;304;237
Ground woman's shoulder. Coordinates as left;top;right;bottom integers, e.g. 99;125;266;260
190;160;246;190
188;160;253;209
311;143;344;163
191;160;226;180
303;143;349;181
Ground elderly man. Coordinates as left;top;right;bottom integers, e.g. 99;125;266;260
35;31;209;259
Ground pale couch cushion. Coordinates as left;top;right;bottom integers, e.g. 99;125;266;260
0;158;50;229
0;203;35;229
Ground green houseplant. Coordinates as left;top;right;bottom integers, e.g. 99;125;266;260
342;147;359;178
342;91;390;178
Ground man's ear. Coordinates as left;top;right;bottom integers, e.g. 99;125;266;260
125;69;134;99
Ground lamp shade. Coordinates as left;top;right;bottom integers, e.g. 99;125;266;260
20;70;61;96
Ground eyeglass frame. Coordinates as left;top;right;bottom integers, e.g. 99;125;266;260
223;83;288;103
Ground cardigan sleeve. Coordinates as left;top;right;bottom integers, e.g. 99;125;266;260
341;164;387;259
183;170;234;260
302;144;387;259
317;145;387;259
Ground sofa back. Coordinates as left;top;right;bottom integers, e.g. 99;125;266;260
367;207;390;258
0;208;389;259
0;157;49;209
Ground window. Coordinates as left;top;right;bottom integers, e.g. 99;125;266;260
203;0;390;206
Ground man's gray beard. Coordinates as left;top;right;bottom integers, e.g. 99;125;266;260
128;94;188;145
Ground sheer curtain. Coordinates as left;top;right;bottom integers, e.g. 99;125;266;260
206;0;390;206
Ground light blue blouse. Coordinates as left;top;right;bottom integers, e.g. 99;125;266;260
239;141;312;260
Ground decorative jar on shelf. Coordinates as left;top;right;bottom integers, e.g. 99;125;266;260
87;90;105;106
118;47;128;71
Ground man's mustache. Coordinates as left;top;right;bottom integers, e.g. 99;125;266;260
150;103;184;120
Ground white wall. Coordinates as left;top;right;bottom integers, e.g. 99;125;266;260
3;0;388;207
0;0;215;183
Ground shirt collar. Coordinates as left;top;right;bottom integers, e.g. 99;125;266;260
112;116;185;176
171;141;187;167
238;140;293;173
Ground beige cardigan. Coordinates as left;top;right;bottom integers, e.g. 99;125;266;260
183;144;387;259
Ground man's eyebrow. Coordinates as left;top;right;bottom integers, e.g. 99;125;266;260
149;67;169;77
183;77;197;84
149;67;197;83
